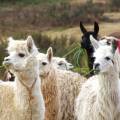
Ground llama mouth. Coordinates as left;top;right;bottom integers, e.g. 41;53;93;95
94;69;100;74
2;61;12;68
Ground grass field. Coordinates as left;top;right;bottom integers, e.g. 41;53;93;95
42;21;120;41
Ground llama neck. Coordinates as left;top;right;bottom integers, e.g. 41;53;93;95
14;68;41;110
41;66;58;97
41;66;59;119
97;67;119;107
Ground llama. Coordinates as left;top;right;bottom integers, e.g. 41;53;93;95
37;47;86;120
1;36;45;120
80;21;99;76
37;47;60;120
75;35;120;120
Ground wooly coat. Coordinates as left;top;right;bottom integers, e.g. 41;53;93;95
75;35;120;120
1;36;45;120
37;47;86;120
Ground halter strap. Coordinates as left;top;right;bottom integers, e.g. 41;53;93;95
19;78;37;99
19;78;37;120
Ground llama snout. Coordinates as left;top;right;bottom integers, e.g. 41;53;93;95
3;57;12;67
93;63;100;73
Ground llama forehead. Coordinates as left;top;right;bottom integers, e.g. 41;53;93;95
94;46;113;58
7;40;29;54
53;57;66;63
37;53;46;60
37;55;49;63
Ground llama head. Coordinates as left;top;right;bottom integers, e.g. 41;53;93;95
52;57;73;70
38;47;53;77
3;36;39;73
90;35;118;74
80;21;99;49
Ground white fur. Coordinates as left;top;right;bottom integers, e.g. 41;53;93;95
75;37;120;120
1;36;45;120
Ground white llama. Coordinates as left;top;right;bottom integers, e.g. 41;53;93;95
37;47;86;120
1;36;45;120
75;35;120;120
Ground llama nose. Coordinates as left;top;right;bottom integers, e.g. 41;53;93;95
94;63;100;70
4;58;10;61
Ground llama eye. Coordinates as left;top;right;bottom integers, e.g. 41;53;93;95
58;62;63;66
42;62;47;66
105;57;110;61
106;41;111;45
18;53;25;57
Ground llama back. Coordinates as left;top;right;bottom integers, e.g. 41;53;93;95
57;69;86;120
75;75;98;120
0;81;32;120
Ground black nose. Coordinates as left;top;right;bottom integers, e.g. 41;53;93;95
94;63;100;69
4;58;10;61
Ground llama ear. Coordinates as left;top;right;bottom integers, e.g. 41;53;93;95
80;21;87;34
26;35;35;52
90;35;99;50
94;21;99;35
47;47;53;62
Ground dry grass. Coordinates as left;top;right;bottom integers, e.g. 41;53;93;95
104;12;120;21
69;0;108;4
42;22;120;41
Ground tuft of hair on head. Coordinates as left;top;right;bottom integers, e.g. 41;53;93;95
7;37;15;46
94;21;99;35
26;35;35;53
47;47;53;62
90;35;99;50
79;21;87;34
